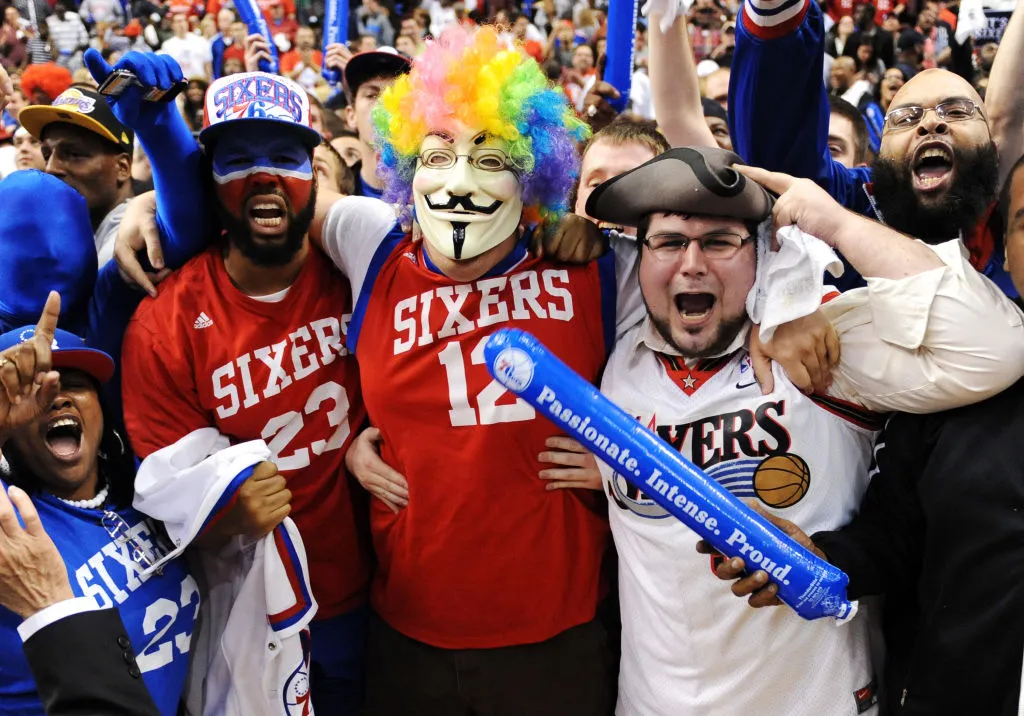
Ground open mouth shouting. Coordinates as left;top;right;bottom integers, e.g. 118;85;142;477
675;292;716;325
44;413;84;463
247;195;290;236
912;141;955;194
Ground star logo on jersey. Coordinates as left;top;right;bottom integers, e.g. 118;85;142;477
682;375;697;390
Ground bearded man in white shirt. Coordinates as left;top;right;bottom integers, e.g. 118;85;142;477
584;146;1024;716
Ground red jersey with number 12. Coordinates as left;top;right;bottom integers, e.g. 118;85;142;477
122;246;370;619
350;235;616;649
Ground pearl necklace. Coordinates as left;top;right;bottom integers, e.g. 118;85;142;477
57;484;109;510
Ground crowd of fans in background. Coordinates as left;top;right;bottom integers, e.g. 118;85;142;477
0;0;1012;181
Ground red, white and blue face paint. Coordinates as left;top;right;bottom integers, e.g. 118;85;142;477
212;128;314;235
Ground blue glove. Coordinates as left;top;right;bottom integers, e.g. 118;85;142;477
84;49;184;132
85;48;215;274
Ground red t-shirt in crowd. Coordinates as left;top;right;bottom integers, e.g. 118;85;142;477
349;233;614;649
279;48;321;73
121;246;371;620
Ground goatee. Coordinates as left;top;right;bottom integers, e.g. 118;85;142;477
872;141;998;244
645;299;750;359
217;189;317;267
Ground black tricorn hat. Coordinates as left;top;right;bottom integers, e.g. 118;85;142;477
585;146;774;227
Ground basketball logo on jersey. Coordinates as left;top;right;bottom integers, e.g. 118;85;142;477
752;453;811;508
608;403;811;518
283;629;312;715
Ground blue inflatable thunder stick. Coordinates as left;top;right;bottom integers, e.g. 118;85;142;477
484;329;857;622
234;0;279;73
604;0;638;112
321;0;348;85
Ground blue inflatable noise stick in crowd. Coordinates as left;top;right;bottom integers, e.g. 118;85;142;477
234;0;279;73
484;328;858;623
321;0;347;85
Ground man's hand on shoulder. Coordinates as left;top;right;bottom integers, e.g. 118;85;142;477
115;192;171;297
532;214;608;263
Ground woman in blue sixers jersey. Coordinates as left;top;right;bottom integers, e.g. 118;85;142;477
0;296;196;716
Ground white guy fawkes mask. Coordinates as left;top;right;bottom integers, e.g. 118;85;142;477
412;126;524;261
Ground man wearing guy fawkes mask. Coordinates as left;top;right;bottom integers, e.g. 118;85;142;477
300;24;645;714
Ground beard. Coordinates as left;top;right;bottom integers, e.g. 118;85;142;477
646;300;750;359
216;187;317;268
872;141;998;244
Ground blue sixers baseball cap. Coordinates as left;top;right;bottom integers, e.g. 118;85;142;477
199;72;322;151
0;327;115;385
0;170;97;336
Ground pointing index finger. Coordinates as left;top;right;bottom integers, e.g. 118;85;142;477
733;164;796;195
35;292;61;345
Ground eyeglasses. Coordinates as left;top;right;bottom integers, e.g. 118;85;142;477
418;146;513;172
883;98;983;132
102;510;157;571
642;231;753;262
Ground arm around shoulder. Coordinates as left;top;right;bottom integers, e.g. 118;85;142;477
825;239;1024;413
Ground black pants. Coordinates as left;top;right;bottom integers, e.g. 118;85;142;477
365;615;614;716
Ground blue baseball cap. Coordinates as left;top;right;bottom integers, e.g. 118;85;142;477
0;327;115;384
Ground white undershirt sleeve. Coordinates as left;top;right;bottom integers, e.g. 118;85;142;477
17;597;103;643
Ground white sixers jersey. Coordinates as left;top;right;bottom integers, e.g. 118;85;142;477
601;322;880;716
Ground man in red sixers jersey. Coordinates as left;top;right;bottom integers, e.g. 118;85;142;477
119;72;374;715
304;25;641;714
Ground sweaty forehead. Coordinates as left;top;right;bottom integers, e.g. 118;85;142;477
891;69;981;108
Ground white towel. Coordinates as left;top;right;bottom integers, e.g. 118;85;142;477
134;428;318;715
746;223;844;342
956;0;986;43
641;0;694;33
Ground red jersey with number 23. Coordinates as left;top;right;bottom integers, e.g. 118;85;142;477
121;246;370;619
343;225;617;649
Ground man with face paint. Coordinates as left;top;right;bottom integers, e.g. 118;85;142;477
118;71;376;715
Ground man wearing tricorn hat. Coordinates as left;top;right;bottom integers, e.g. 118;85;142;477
585;146;1024;715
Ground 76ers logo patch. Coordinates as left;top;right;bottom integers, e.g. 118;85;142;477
283;629;313;715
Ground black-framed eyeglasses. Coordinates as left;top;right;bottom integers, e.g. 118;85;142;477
102;510;157;571
883;98;983;132
417;146;513;172
642;231;753;261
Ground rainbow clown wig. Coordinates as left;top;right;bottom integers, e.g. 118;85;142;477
373;25;590;225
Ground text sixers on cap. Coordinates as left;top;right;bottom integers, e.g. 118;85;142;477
212;76;305;124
